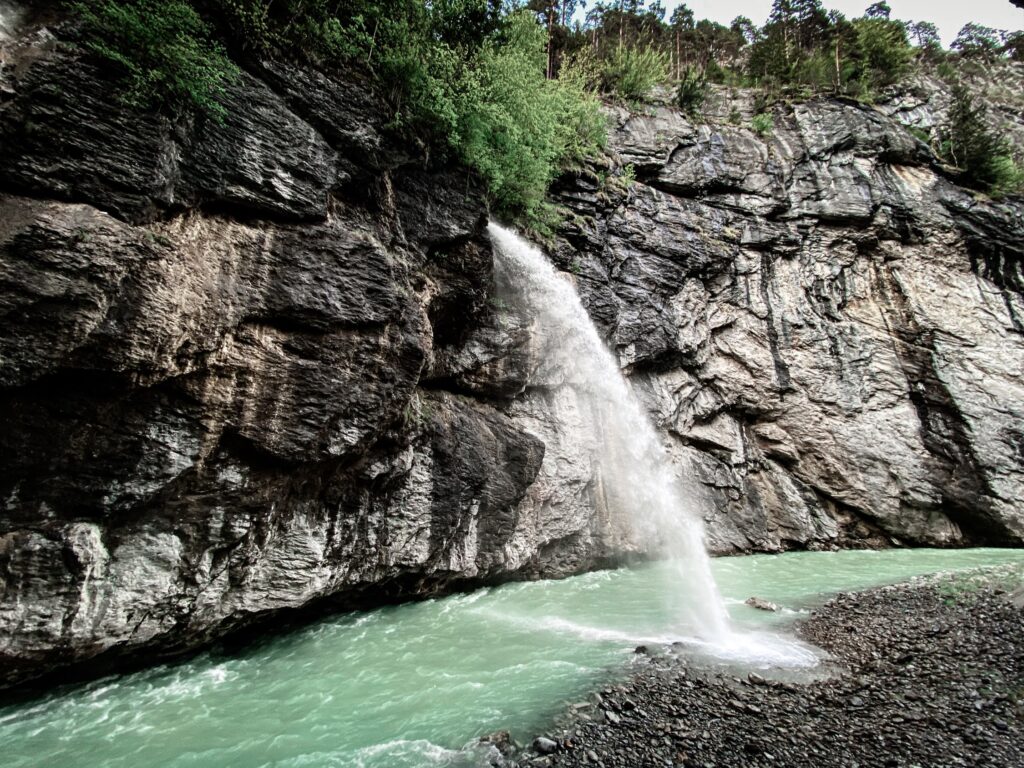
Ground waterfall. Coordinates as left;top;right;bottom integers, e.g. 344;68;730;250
488;222;731;643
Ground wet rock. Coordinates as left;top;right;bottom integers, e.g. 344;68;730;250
534;737;559;755
745;597;780;612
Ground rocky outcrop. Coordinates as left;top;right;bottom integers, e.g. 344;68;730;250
2;9;1023;689
0;21;622;689
548;87;1024;554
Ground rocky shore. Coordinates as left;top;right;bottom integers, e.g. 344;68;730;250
521;567;1024;768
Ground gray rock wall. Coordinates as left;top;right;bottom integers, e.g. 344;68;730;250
0;27;623;689
549;93;1024;554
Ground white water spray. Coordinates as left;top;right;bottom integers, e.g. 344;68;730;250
488;222;731;643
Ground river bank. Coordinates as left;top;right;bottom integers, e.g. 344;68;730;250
522;565;1024;768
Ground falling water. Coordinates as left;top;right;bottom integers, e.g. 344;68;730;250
488;222;732;643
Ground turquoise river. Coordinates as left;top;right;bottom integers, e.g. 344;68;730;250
3;548;1023;768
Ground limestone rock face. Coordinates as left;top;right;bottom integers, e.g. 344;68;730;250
0;24;619;689
549;94;1024;554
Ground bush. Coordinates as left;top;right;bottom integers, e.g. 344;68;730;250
601;44;670;100
74;0;239;118
456;13;606;229
676;67;706;116
850;17;913;90
751;112;774;137
946;85;1024;197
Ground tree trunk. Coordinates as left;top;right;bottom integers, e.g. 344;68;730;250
676;30;681;80
547;3;555;79
834;38;841;91
619;0;625;47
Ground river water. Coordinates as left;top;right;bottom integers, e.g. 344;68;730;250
2;548;1022;768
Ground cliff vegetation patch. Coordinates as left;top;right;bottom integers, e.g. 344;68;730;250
69;0;607;234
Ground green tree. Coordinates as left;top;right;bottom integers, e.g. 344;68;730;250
909;21;940;49
74;0;239;118
669;4;695;77
601;42;670;98
731;16;759;45
946;84;1023;196
850;16;913;90
458;12;606;224
864;2;891;19
1002;30;1024;61
952;23;1003;58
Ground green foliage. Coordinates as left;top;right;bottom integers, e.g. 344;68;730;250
675;67;707;116
909;21;941;52
946;85;1024;197
952;23;1003;59
747;6;912;98
601;44;670;100
850;17;913;89
1005;32;1024;63
936;564;1024;606
455;12;606;229
906;125;931;145
620;163;636;187
751;112;774;137
73;0;239;118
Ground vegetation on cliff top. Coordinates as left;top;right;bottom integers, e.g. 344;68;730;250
71;0;1024;217
71;0;606;232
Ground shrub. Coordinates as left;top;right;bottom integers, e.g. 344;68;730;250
456;12;606;229
676;67;706;116
74;0;239;118
601;44;670;101
850;17;913;90
946;85;1024;197
751;112;774;137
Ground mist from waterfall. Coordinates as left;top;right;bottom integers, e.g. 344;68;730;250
488;222;731;643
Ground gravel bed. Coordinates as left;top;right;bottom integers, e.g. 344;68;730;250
512;566;1024;768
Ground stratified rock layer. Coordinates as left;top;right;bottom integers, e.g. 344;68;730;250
0;29;621;688
550;90;1024;553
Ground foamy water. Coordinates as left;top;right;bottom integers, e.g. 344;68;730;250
489;223;730;642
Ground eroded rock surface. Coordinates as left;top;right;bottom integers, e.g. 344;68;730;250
549;91;1024;553
0;22;622;688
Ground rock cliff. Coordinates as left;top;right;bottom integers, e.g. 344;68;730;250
1;11;1022;688
0;18;624;689
548;82;1024;554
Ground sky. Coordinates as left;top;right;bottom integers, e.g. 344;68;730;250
630;0;1024;47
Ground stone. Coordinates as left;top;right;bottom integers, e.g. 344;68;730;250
533;737;559;755
745;597;780;612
